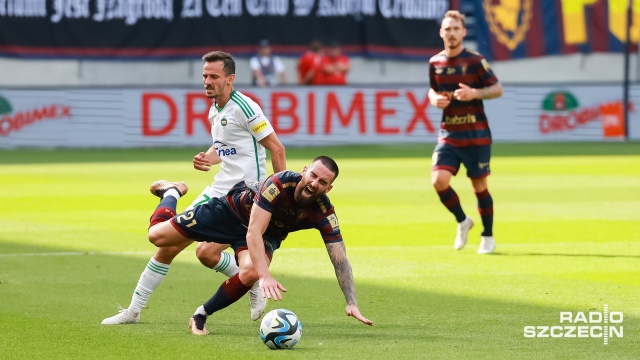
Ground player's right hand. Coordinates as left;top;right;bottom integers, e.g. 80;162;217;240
259;275;288;301
193;152;212;171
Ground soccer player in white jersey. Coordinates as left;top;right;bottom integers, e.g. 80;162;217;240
102;51;286;325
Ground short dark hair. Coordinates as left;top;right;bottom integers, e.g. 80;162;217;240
202;51;236;76
312;156;339;182
442;10;466;28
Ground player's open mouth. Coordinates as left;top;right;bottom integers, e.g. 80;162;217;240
304;186;314;195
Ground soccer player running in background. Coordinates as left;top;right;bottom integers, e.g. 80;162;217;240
145;156;373;335
102;51;286;325
428;10;503;254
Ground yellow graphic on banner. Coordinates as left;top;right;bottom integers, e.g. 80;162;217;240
483;0;532;51
607;0;640;44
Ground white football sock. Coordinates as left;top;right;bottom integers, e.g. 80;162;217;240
212;251;239;277
163;188;180;199
128;258;170;313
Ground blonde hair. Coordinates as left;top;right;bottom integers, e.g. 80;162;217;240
442;10;466;28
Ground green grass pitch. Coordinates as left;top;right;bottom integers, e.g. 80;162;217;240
0;142;639;359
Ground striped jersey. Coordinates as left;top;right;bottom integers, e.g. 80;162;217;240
225;171;343;244
209;90;275;196
429;48;499;147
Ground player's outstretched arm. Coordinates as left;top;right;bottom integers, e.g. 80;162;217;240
325;241;373;326
247;204;287;300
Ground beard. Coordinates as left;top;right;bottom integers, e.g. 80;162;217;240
446;38;462;50
293;186;316;206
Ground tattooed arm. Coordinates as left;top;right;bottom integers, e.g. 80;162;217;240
326;241;373;326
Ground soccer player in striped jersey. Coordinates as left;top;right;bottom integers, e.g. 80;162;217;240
145;157;372;335
102;51;286;325
428;10;503;254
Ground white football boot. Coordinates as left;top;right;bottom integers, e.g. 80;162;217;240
454;217;474;250
249;282;267;321
477;236;496;254
101;306;140;325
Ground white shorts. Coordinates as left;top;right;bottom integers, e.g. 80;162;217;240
185;185;227;211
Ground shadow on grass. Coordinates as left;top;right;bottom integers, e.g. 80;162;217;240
0;242;638;359
1;142;639;165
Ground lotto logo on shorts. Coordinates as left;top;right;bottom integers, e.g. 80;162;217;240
252;121;268;133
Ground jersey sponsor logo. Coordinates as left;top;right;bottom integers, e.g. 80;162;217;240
483;0;532;51
262;183;279;202
214;141;237;156
445;114;477;125
252;120;268;133
327;213;339;232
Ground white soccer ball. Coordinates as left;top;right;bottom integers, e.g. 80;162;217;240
259;308;302;349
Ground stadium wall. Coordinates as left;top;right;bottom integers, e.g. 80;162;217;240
0;84;637;149
0;53;638;87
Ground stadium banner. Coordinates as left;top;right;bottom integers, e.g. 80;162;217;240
0;84;637;149
471;0;640;61
0;0;451;60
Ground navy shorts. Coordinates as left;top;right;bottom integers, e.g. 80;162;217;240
432;143;491;178
170;197;281;258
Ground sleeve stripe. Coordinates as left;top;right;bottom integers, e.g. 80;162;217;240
231;92;255;118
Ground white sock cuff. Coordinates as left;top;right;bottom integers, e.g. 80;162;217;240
213;251;232;272
194;305;208;317
146;258;170;276
163;188;181;199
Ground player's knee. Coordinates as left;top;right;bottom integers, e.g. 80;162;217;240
148;228;161;246
432;177;448;190
196;243;221;269
238;266;259;284
148;227;169;247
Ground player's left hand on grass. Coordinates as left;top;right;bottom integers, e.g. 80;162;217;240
259;275;287;301
346;304;373;326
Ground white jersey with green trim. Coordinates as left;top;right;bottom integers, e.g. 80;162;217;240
208;90;275;196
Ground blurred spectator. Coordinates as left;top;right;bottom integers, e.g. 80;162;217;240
250;39;286;87
316;41;350;86
297;40;324;85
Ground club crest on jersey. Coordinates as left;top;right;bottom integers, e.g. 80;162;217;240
213;141;237;156
483;0;532;51
262;183;279;202
221;117;227;127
